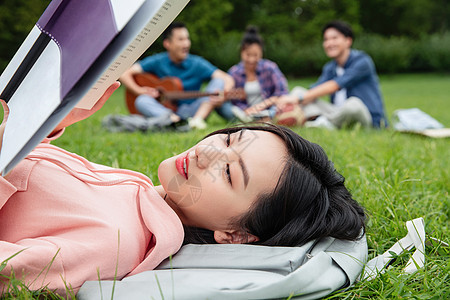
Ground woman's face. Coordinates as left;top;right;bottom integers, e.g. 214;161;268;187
158;130;286;232
241;43;263;72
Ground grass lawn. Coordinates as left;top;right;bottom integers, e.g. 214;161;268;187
3;73;450;298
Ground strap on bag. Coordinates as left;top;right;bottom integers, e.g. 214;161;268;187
362;218;425;280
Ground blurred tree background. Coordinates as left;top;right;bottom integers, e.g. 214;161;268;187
0;0;449;76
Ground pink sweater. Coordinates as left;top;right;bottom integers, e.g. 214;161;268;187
0;143;184;295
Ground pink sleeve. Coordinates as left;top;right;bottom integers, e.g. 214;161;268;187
0;239;65;294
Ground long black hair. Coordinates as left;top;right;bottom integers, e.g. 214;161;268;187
184;123;366;246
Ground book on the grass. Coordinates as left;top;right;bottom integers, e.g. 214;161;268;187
0;0;189;175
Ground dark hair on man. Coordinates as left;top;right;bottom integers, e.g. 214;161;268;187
184;123;366;246
240;25;264;52
322;20;354;40
162;21;187;40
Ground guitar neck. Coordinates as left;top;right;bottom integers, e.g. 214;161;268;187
163;90;217;101
162;88;246;101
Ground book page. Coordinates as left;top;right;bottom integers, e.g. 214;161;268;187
0;29;62;175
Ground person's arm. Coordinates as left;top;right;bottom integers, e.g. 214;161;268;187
300;80;340;105
119;63;159;97
276;80;340;109
211;69;235;92
46;82;119;138
277;55;373;109
247;79;340;113
209;69;235;106
280;60;336;107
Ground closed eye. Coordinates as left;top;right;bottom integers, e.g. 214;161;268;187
225;132;231;147
225;132;232;186
225;164;232;185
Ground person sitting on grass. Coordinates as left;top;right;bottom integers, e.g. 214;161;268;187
254;20;388;129
0;83;365;297
195;25;289;124
119;22;235;130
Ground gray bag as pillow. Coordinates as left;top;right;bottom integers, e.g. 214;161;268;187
78;235;367;300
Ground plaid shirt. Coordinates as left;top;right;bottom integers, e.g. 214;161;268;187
228;59;289;108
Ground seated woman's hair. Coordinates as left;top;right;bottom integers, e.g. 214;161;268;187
240;25;264;51
184;123;366;246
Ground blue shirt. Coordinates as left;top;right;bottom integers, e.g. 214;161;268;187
139;52;217;104
313;49;387;127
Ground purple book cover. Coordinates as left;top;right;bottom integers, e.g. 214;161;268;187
37;0;119;99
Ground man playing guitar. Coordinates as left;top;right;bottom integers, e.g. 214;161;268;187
120;22;235;130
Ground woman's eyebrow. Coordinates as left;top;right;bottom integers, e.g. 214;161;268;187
239;156;249;189
238;129;245;141
237;130;249;188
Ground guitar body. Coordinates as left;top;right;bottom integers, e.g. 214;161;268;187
125;73;183;114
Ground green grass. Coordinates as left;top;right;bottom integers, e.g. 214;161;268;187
2;73;449;298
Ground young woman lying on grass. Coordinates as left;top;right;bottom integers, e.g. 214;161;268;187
0;83;366;296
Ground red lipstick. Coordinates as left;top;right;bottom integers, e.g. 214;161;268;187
175;152;189;179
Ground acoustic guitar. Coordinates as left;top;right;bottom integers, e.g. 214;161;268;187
125;73;246;114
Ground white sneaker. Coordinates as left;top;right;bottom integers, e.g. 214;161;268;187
188;117;207;130
304;116;336;130
231;106;253;123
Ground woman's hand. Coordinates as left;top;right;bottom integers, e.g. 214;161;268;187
245;97;277;115
0;99;10;153
1;82;119;150
50;82;120;135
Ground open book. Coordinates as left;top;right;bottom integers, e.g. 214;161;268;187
0;0;189;175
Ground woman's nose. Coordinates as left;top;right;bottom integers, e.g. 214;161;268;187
195;144;228;169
